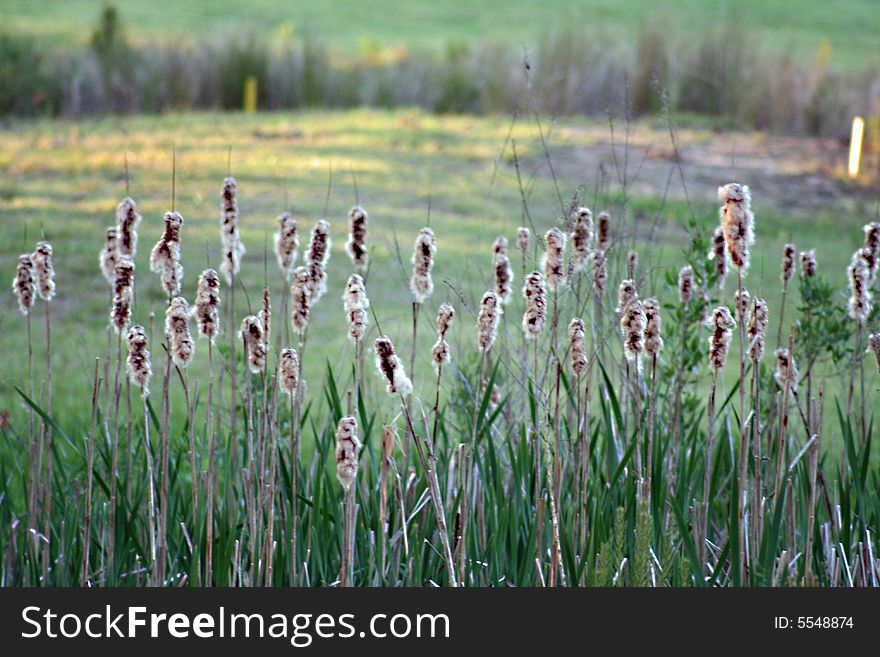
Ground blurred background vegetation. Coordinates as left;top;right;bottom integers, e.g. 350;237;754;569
1;1;879;137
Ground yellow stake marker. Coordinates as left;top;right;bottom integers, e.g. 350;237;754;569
848;116;864;178
244;76;257;114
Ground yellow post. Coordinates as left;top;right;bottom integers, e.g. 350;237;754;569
244;76;258;114
848;116;864;178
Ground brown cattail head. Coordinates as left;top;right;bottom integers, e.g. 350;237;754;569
116;197;142;259
126;325;152;396
516;227;530;257
436;302;455;338
568;317;587;374
621;299;646;367
848;251;872;322
410;227;436;303
150;211;184;298
571;208;593;272
626;250;638;279
12;253;35;315
542;227;566;291
643;298;663;355
100;227;119;285
781;243;795;288
708;306;735;372
374;336;412;396
335;416;361;490
260;287;271;346
195;269;221;341
290;266;311;334
32;240;56;301
522;271;546;340
343;274;370;342
774;348;799;389
591;249;607;297
240;315;267;374
864;222;880;283
719;183;754;272
431;338;450;368
306;219;331;302
165;296;195;368
678;265;695;306
477;290;501;351
494;252;514;304
493;235;508;257
597;212;610;252
111;259;135;334
346;206;369;271
734;287;750;323
868;332;880;374
800;249;816;278
274;211;299;280
616;278;638;315
279;347;300;396
220;177;245;285
747;297;769;363
710;227;727;287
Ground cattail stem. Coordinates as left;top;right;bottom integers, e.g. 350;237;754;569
776;285;788;348
289;390;299;587
460;349;486;584
340;483;355;587
702;369;718;572
399;395;457;587
206;339;216;586
82;359;100;586
774;332;795;502
109;330;123;582
646;354;657;502
751;362;763;564
158;314;172;585
736;270;747;585
142;394;158;586
41;298;53;582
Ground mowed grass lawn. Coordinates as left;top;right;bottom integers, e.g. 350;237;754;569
0;109;871;436
3;0;879;68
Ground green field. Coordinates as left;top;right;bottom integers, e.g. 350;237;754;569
0;108;870;431
3;0;878;67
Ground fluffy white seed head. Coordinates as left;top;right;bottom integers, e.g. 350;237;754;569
305;219;331;303
346;206;369;271
111;259;135;334
570;208;593;273
494;252;514;304
643;298;663;355
522;271;546;339
597;212;610;252
734;287;751;323
848;251;872;322
516;227;530;256
32;240;56;301
150;211;184;298
869;333;880;374
781;243;795;287
616;278;638;315
747;297;769;363
621;299;646;368
436;302;455;338
289;266;311;334
591;249;607;297
542;227;566;291
335;416;361;490
678;265;695;306
116;197;142;259
126;324;152;397
710;227;727;288
220;177;245;284
774;348;799;389
492;235;508;257
274;211;299;280
195;268;221;341
568;317;587;374
374;336;412;397
708;306;735;372
12;253;35;315
100;227;119;285
165;296;195;368
240;315;267;374
410;227;436;303
477;290;501;351
279;347;300;396
800;250;816;278
719;183;755;273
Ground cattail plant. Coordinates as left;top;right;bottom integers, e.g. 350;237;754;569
260;287;271;347
773;346;798;501
346;206;369;272
704;305;735;565
279;346;301;582
643;298;662;497
617;278;638;315
542;227;566;292
626;250;638;280
621;297;647;482
777;243;795;346
410;227;437;301
149;211;184;298
678;265;694;306
335;415;360;586
111;260;135;334
306;219;332;303
591;249;607;298
220;177;245;285
568;317;589;528
516;227;530;278
240;316;267;374
747;296;768;559
430;303;455;474
343;274;370;405
493;251;513;305
863;222;880;284
274;212;299;280
32;241;56;303
374;334;455;586
800;250;816;278
710;227;727;289
195;268;220;584
477;290;501;352
719;184;754;273
597;211;610;252
100;228;119;285
290;267;312;335
570;208;593;273
165;296;195;368
846;251;871;442
116;197;142;259
493;235;508;256
522;272;547;347
12;253;37;525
